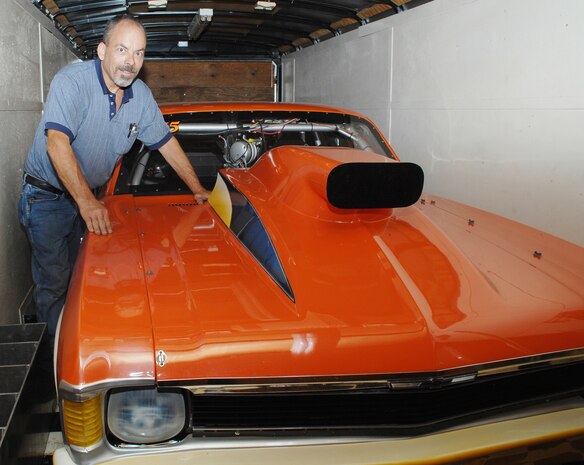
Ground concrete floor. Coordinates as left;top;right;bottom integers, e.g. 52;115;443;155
46;430;64;455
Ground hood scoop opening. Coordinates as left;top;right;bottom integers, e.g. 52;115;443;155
327;162;424;209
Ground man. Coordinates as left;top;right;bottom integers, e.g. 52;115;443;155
19;15;210;344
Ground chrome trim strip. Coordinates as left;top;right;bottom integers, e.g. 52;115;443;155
59;377;155;400
186;380;390;395
477;349;584;377
70;440;104;454
170;348;584;394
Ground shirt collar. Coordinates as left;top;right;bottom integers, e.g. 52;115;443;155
94;59;134;103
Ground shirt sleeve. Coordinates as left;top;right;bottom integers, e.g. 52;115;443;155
43;72;83;142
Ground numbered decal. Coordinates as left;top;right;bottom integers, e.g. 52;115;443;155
168;121;180;133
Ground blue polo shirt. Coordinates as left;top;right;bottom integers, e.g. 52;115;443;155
25;59;171;189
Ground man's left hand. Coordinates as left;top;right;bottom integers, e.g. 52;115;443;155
194;189;211;205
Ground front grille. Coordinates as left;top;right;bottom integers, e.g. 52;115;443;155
188;361;584;437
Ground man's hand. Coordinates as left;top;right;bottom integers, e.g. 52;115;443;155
78;197;112;235
194;188;212;205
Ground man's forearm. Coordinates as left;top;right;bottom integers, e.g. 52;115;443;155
46;130;95;203
46;129;112;234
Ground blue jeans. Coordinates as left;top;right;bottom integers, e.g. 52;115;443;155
18;182;85;341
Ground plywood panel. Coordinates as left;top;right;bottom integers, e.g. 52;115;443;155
154;86;274;102
140;61;274;103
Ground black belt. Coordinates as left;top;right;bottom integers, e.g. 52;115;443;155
24;173;68;196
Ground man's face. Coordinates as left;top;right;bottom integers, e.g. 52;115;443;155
97;20;146;91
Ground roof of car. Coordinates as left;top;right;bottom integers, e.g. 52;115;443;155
158;101;360;115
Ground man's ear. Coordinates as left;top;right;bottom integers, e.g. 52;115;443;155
97;42;106;60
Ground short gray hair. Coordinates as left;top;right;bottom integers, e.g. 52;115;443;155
102;14;146;45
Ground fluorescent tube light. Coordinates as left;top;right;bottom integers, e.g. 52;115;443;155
148;0;167;9
255;1;276;11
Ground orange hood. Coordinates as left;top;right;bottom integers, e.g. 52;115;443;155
143;148;584;382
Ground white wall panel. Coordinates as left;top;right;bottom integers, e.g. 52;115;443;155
289;27;392;139
281;58;295;103
283;0;584;247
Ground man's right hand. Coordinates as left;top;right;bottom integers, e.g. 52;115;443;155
78;197;112;235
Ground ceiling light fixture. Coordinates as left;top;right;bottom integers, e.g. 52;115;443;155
147;0;167;9
255;1;276;11
187;8;213;41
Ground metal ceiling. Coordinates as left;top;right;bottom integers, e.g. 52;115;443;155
28;0;434;60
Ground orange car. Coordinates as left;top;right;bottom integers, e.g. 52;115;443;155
54;103;584;465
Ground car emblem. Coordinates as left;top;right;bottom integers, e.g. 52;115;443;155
156;350;168;367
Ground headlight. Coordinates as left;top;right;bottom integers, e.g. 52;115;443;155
107;387;187;444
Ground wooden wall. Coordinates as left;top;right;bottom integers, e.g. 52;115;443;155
140;61;275;103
